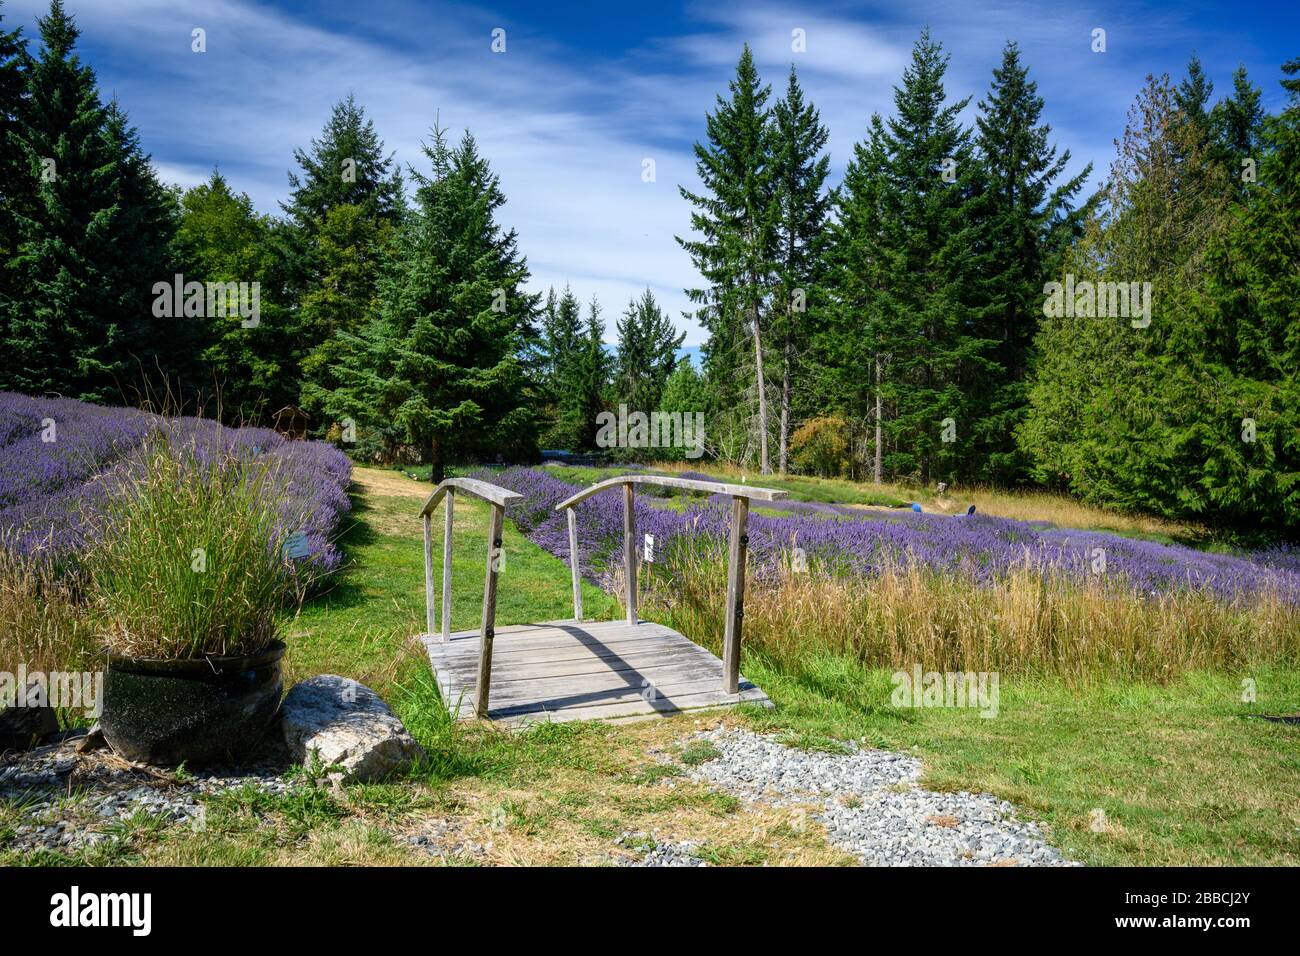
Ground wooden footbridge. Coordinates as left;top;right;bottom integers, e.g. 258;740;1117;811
418;473;786;725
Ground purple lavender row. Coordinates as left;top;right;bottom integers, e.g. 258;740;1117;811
477;466;1300;607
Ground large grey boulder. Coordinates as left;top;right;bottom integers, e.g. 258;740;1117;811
280;675;425;782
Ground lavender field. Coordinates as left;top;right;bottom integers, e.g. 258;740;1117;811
0;392;352;576
481;466;1300;607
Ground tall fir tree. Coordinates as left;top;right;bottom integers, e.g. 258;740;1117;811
678;44;777;472
4;1;177;401
973;41;1091;483
288;96;403;428
319;125;539;480
1211;64;1265;199
538;284;588;449
0;1;29;320
769;66;831;473
613;289;683;413
829;31;995;484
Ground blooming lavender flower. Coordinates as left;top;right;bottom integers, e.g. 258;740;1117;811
477;466;1300;607
0;393;352;577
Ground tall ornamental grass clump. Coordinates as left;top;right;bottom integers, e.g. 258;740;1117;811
84;436;308;660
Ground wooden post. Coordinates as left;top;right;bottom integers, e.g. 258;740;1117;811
722;495;749;694
566;506;583;621
622;481;637;625
422;512;435;636
440;488;454;641
475;502;504;717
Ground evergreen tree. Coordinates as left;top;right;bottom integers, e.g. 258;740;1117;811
283;94;403;227
613;289;683;413
1212;64;1265;198
828;31;995;484
973;41;1091;482
565;297;611;451
100;102;186;399
656;358;709;461
320;125;539;480
288;96;404;427
0;1;28;315
678;44;777;472
537;284;587;449
769;66;831;473
177;170;292;419
4;1;176;401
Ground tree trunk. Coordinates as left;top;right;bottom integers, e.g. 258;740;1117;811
779;337;791;474
751;307;770;474
429;434;445;484
873;355;883;485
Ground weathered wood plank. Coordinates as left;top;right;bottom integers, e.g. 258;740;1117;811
424;619;769;725
722;495;748;695
485;684;771;723
566;506;582;621
440;487;454;641
422;624;682;658
474;503;505;717
421;476;522;516
554;474;788;511
623;481;637;624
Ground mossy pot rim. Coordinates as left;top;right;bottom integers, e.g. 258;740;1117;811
101;639;286;676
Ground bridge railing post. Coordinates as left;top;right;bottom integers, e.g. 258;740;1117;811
566;506;583;621
440;488;454;641
622;481;637;624
722;495;749;695
476;502;505;717
422;511;435;636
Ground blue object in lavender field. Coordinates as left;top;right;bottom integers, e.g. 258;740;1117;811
911;502;923;513
966;505;976;515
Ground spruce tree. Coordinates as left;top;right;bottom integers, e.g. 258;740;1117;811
973;42;1090;483
829;31;994;484
678;44;777;472
289;96;403;426
5;1;176;402
613;289;683;413
538;284;586;449
1212;64;1265;199
565;298;611;451
321;125;539;480
283;94;403;227
769;66;831;473
0;1;28;325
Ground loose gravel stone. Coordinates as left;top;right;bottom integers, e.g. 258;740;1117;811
615;830;708;867
672;726;1078;867
1;735;298;855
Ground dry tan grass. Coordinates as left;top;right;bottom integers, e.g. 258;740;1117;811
647;557;1299;682
0;549;94;677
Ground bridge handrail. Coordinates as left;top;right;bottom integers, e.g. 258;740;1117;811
553;472;786;694
554;474;785;511
420;476;521;718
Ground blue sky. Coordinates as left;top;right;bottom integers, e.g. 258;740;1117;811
6;0;1299;345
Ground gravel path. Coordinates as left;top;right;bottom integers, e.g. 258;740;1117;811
0;733;294;854
650;726;1078;867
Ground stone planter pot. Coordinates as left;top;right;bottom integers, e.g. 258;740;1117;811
100;641;285;766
